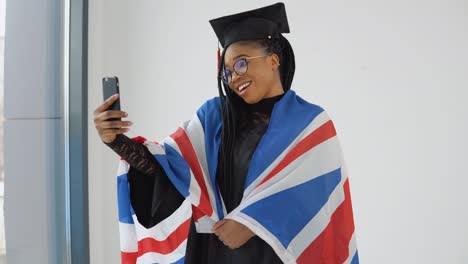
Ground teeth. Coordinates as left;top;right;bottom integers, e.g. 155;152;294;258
238;82;251;92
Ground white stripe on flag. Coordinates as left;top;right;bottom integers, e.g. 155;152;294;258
144;140;166;155
194;215;216;233
242;110;331;196
344;232;358;264
183;115;219;220
236;135;342;211
117;160;130;177
133;199;192;241
119;222;138;252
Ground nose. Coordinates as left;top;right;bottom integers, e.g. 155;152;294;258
230;71;241;85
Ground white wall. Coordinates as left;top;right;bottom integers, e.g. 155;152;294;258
88;1;468;263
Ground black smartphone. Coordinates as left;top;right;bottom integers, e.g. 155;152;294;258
102;76;121;121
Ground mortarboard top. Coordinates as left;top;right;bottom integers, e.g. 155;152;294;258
209;2;290;49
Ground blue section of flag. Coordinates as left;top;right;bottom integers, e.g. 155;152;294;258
243;90;324;190
242;167;342;248
154;145;191;198
117;173;134;224
171;256;185;264
351;250;359;264
197;97;224;218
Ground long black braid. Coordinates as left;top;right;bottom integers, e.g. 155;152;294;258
216;35;296;197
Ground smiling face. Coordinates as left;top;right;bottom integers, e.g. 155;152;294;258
223;40;284;104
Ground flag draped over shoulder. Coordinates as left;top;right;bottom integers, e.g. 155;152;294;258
116;90;360;264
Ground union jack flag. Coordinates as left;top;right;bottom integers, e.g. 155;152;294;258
116;90;359;263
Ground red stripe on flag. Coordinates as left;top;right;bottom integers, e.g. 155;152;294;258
131;136;147;144
297;178;356;264
258;120;337;187
137;218;191;257
170;128;213;218
121;251;138;264
192;205;205;221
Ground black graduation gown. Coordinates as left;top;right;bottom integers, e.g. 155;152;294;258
116;94;285;263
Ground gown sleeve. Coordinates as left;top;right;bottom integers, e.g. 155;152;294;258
105;134;185;229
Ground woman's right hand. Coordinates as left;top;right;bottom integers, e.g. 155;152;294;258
93;94;133;144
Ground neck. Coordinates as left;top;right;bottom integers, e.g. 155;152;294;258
263;81;284;99
244;92;284;113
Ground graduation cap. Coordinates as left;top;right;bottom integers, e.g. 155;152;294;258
209;2;290;69
209;2;290;48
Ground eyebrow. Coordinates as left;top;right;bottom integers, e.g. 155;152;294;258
225;54;249;68
233;54;248;60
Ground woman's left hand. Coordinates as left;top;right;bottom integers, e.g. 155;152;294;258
212;219;255;249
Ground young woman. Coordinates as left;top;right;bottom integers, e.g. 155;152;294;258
94;3;359;264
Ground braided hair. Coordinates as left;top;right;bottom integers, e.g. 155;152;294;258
216;35;296;192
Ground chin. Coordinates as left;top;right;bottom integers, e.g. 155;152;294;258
242;95;261;105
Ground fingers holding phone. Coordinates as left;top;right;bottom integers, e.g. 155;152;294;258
94;93;120;116
94;100;132;143
94;77;133;144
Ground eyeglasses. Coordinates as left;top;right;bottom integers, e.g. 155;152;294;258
221;55;270;84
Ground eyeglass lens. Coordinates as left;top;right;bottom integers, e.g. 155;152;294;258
222;58;248;84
